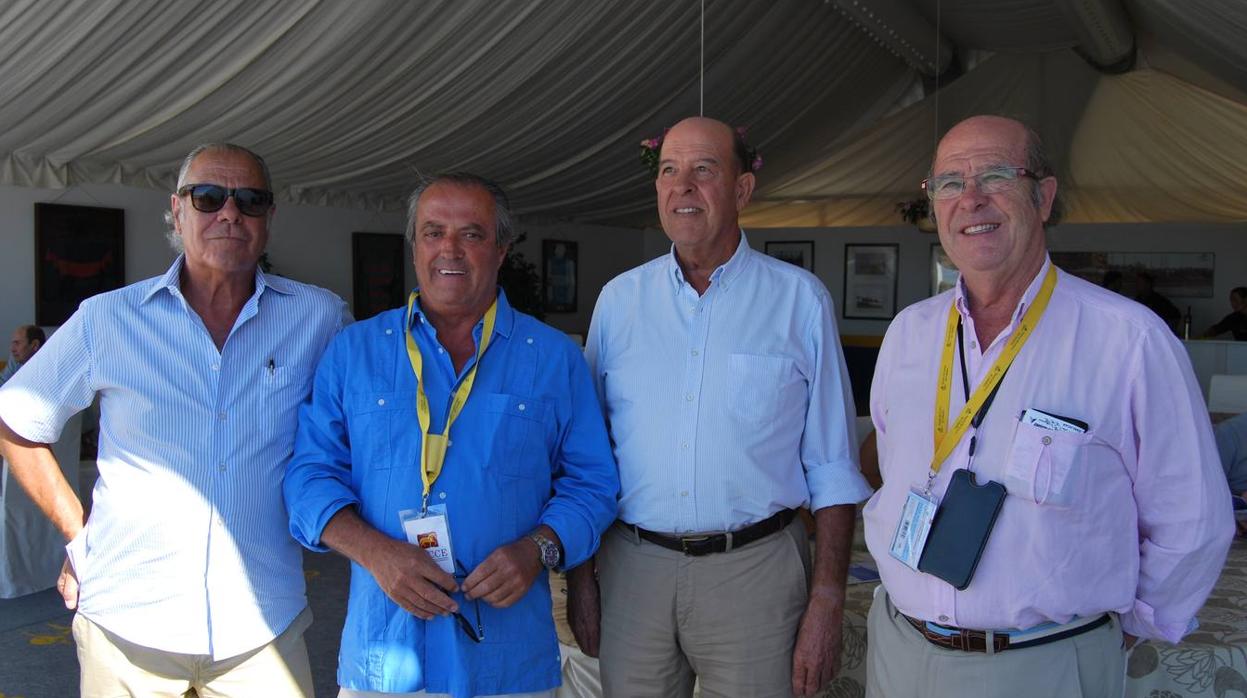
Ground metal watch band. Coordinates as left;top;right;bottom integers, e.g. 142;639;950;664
528;532;561;569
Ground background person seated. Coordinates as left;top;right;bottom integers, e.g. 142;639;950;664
0;325;45;386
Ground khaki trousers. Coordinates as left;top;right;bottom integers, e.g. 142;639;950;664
73;607;314;698
866;590;1125;698
597;518;810;698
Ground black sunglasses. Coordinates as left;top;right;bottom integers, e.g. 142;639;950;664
178;183;274;217
452;560;484;643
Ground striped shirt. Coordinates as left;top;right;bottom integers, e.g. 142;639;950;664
585;232;872;534
0;256;350;658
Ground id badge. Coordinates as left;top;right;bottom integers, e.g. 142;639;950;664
399;504;455;574
889;490;937;571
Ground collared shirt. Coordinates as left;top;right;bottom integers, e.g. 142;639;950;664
284;290;618;698
585;232;872;534
0;256;350;658
865;258;1234;642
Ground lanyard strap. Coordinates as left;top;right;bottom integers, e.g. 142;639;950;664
404;291;498;507
929;265;1058;485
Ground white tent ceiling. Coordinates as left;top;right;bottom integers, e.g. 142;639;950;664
3;0;1246;227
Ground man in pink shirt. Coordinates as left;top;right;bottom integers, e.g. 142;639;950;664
863;115;1233;697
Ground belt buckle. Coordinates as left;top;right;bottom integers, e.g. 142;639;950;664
680;535;711;556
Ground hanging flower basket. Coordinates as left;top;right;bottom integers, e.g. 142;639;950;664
897;198;936;233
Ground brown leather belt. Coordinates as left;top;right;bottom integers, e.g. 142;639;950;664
901;612;1112;652
626;509;797;556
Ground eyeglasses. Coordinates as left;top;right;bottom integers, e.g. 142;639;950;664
922;167;1041;201
452;561;484;643
177;184;274;217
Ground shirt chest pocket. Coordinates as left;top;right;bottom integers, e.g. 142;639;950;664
482;392;554;480
1003;420;1094;507
726;353;802;422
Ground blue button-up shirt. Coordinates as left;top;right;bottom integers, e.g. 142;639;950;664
0;256;350;658
586;233;872;533
285;290;618;698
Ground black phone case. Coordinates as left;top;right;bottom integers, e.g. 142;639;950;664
917;469;1007;590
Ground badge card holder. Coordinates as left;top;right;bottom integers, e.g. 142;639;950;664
916;469;1006;590
400;505;456;575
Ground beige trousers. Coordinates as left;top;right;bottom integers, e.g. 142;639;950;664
597;518;810;698
73;606;314;698
866;590;1125;698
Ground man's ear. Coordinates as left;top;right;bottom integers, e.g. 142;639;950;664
735;171;756;210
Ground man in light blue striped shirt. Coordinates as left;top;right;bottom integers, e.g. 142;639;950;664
0;144;350;697
567;117;873;697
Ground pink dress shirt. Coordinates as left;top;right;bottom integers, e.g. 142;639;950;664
864;258;1234;642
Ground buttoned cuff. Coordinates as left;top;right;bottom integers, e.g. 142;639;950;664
806;457;874;511
1120;598;1198;644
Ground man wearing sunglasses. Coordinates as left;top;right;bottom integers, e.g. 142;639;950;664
0;143;350;697
862;115;1232;697
284;172;618;698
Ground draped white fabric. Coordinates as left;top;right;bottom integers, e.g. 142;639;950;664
2;0;1247;226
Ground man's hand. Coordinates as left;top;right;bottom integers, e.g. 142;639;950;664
463;538;543;608
565;560;602;657
367;536;460;619
791;586;845;696
57;557;79;610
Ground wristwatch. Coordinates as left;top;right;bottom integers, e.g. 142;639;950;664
528;532;562;570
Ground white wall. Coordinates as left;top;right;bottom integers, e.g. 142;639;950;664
746;223;1247;336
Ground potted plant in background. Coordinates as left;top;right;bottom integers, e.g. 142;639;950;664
897;198;936;233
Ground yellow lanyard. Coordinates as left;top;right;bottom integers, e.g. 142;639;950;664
928;265;1058;491
404;291;497;510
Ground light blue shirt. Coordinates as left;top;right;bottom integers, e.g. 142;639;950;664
284;290;618;698
0;256;350;658
0;356;19;386
586;232;872;533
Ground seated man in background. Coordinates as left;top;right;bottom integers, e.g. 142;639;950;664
0;324;44;386
1204;286;1247;340
284;172;618;698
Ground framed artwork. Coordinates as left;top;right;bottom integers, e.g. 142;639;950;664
542;239;578;313
931;243;959;296
765;240;815;272
1049;251;1215;297
351;232;406;320
34;203;125;326
844;244;899;320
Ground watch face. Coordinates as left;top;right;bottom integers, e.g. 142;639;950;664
532;534;560;568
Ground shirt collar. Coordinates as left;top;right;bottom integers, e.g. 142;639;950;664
953;254;1054;326
141;255;289;304
407;287;516;340
664;229;752;294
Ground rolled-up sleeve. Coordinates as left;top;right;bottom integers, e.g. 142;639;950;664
1123;330;1234;642
540;346;619;569
284;333;361;551
801;288;873;511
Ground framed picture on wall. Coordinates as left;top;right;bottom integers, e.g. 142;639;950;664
764;240;814;272
844;244;898;320
34;203;125;326
351;232;406;320
1049;251;1215;297
931;243;959;296
543;239;578;313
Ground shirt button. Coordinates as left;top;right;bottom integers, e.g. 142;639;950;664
691;350;699;356
211;364;220;371
518;403;526;412
680;491;688;497
526;338;534;344
681;442;689;449
437;347;444;354
377;398;386;406
439;492;447;500
939;614;949;622
385;329;393;336
1041;436;1052;445
217;412;227;421
685;393;694;401
218;462;226;472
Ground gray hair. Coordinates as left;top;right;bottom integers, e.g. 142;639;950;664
928;118;1063;229
163;143;273;253
403;172;515;249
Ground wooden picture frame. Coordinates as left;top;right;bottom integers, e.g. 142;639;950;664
34;203;125;326
542;239;578;313
764;240;815;272
351;232;406;320
843;244;899;320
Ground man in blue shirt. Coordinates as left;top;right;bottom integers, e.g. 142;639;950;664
567;117;872;697
284;173;619;698
0;144;350;696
